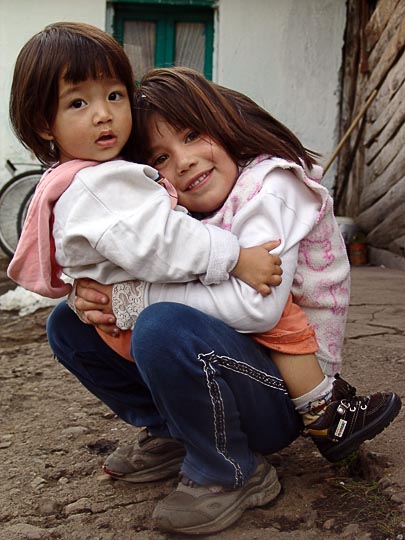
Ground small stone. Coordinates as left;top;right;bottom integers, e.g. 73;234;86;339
391;492;405;504
383;485;397;496
64;497;92;516
61;426;89;436
58;476;69;485
323;518;336;529
31;477;47;489
39;499;60;515
378;476;393;489
0;440;12;448
95;473;113;482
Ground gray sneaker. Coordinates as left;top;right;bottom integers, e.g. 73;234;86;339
152;457;281;535
102;428;185;483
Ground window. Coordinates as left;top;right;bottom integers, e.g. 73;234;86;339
112;1;215;79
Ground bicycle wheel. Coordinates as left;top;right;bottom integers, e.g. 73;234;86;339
17;183;37;238
0;170;42;257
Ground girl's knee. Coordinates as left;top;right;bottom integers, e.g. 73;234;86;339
134;302;202;341
132;303;204;373
46;302;74;352
47;301;96;361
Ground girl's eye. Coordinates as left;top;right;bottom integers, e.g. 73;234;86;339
71;99;86;109
152;154;168;168
185;131;199;143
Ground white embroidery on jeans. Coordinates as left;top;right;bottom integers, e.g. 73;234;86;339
199;353;244;487
201;351;288;392
197;351;287;488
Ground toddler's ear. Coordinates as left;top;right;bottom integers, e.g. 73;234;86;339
37;127;54;141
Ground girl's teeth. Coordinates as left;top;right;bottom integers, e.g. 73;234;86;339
189;173;208;189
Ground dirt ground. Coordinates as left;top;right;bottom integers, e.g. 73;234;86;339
1;258;405;540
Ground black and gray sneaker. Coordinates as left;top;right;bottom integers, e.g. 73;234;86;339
306;374;402;462
102;428;185;482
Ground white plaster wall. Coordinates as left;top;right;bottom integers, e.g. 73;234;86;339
0;0;106;183
0;0;346;190
216;0;346;188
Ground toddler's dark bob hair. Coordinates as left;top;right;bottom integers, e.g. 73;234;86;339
9;22;135;165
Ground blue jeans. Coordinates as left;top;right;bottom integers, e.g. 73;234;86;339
47;301;301;487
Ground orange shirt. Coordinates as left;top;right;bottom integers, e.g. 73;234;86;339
96;293;317;362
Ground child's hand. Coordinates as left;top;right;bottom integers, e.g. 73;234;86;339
75;279;119;336
231;240;282;296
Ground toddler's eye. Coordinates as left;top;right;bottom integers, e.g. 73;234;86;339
109;91;123;101
71;99;86;109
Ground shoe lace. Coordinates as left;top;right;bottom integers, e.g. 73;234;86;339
339;394;370;413
333;373;357;401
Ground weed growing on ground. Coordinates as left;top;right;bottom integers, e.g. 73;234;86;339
314;452;402;540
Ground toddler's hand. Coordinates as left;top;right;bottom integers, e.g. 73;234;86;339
231;240;282;296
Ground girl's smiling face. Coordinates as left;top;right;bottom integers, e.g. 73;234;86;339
147;115;239;214
40;76;132;164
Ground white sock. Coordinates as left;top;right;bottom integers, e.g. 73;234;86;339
292;375;334;424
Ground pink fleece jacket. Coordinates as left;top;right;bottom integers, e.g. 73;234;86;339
7;160;98;298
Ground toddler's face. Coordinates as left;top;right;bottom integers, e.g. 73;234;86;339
39;76;132;164
147;115;238;213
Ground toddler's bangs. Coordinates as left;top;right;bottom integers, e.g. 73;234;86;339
62;41;122;83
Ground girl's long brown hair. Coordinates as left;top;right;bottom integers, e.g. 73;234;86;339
133;67;318;170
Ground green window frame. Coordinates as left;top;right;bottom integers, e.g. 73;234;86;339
112;1;215;79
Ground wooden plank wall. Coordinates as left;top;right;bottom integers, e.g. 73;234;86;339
335;0;405;270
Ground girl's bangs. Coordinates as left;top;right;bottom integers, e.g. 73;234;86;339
153;101;207;133
62;43;120;83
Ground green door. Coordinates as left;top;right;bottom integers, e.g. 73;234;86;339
112;1;214;79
